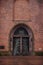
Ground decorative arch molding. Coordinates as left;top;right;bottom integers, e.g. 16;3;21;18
9;23;34;55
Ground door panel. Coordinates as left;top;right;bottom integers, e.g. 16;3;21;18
13;37;20;55
22;37;29;56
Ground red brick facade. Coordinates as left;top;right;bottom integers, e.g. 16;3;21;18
0;0;43;53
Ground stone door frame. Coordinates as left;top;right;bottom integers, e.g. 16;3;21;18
9;23;34;55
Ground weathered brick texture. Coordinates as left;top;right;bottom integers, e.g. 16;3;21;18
0;0;43;51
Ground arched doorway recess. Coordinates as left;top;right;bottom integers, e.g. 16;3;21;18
10;24;34;56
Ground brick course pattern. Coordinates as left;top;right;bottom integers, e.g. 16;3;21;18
0;0;43;51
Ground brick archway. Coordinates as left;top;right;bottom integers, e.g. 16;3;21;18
9;24;34;56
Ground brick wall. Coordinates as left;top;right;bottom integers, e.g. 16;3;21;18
0;0;43;51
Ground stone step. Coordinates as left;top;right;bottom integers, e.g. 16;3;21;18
0;56;43;65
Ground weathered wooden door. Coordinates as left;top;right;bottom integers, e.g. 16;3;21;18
13;36;29;56
13;26;29;56
10;24;34;56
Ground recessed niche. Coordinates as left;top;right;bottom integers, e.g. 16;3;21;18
0;46;5;49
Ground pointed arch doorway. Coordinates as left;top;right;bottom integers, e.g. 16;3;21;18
10;24;34;56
